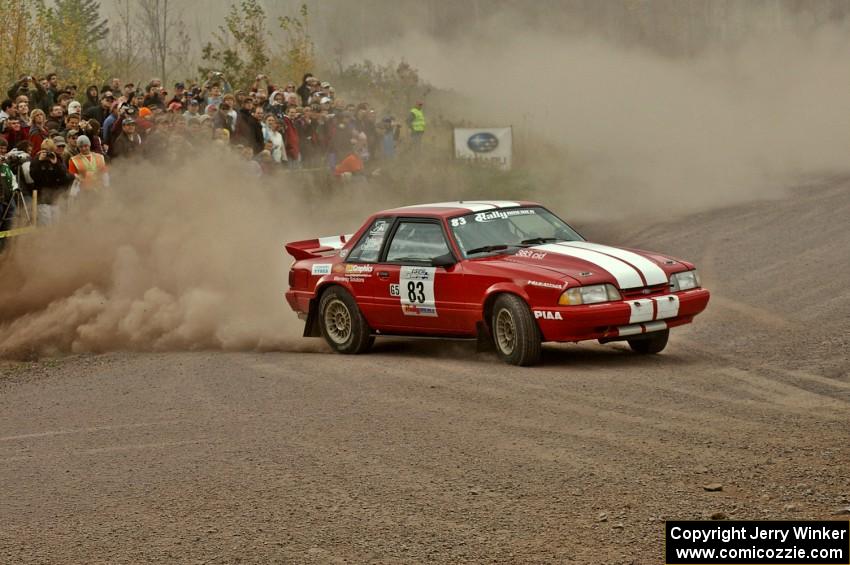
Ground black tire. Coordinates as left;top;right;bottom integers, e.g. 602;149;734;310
490;294;542;366
318;286;374;354
628;329;669;354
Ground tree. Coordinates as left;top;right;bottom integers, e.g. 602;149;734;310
199;0;270;89
102;0;143;81
40;0;108;85
275;4;315;84
0;0;51;85
139;0;190;83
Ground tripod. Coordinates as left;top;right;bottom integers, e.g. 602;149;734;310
1;189;31;227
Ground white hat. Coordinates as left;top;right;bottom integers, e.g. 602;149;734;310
76;134;91;147
68;100;82;115
320;97;332;105
320;81;330;88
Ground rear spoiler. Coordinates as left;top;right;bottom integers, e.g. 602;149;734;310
285;234;354;260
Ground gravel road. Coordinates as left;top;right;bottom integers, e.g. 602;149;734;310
2;180;848;564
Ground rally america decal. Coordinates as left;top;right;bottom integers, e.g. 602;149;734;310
474;209;536;222
399;266;438;317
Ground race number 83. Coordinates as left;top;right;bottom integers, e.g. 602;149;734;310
399;266;438;317
407;281;426;303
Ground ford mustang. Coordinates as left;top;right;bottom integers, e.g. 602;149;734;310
285;201;710;366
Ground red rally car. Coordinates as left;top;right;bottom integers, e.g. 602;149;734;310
285;201;710;366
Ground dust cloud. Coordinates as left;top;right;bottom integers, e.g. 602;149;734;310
355;10;850;219
0;154;359;359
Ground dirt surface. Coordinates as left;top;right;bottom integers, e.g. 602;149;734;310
1;180;849;564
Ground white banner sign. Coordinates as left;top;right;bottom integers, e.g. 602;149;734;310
454;127;512;170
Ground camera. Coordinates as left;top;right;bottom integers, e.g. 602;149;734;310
2;149;30;166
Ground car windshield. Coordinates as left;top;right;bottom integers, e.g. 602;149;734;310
449;206;583;257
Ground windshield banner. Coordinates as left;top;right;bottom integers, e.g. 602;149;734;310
454;127;513;170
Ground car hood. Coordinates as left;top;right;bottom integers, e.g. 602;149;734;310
497;241;684;289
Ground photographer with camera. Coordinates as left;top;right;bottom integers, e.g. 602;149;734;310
202;72;231;108
30;139;73;223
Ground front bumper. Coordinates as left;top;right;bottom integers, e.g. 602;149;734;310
531;288;710;343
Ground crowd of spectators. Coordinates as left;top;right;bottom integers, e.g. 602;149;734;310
1;69;414;232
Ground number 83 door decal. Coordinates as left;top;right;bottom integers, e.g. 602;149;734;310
398;266;438;317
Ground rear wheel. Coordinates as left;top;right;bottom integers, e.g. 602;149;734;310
491;294;542;366
628;329;669;354
319;287;374;354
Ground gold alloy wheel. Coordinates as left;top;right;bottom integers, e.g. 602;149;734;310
495;309;516;355
324;299;352;344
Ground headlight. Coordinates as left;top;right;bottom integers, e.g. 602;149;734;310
558;284;621;305
669;269;700;292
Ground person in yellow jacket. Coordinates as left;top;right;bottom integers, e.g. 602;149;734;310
67;135;109;192
407;101;425;149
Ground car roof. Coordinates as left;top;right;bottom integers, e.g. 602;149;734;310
377;200;540;218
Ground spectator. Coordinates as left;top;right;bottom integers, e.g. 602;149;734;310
102;102;120;146
101;77;122;97
67;100;82;118
262;115;285;164
297;74;316;106
45;104;64;131
61;130;80;166
16;99;31;127
0;99;14;125
84;92;113;124
0;149;18;233
45;73;61;106
143;83;164;110
28;109;49;155
3;117;28;147
233;97;263;154
82;85;99;112
334;142;364;179
109;118;142;160
282;106;301;167
81;120;104;155
29;139;74;223
68;135;108;191
61;113;81;137
407;101;426;148
183;99;201;122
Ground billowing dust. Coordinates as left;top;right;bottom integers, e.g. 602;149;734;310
0;154;381;358
357;13;850;219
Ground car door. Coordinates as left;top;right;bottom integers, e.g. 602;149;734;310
340;217;393;325
367;218;467;334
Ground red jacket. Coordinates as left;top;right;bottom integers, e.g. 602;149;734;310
282;115;300;160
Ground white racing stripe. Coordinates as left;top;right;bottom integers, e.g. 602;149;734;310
398;201;496;212
465;200;522;209
535;244;644;289
559;241;668;286
654;294;680;320
628;299;654;323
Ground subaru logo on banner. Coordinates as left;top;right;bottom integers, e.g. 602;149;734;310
454;127;513;170
467;132;499;153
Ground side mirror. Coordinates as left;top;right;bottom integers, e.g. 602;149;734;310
431;253;457;268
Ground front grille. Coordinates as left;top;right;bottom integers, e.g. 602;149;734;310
620;284;670;299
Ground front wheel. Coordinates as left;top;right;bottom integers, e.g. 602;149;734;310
318;287;374;354
628;329;669;354
491;294;542;366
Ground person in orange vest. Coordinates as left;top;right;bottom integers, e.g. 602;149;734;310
68;135;109;191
